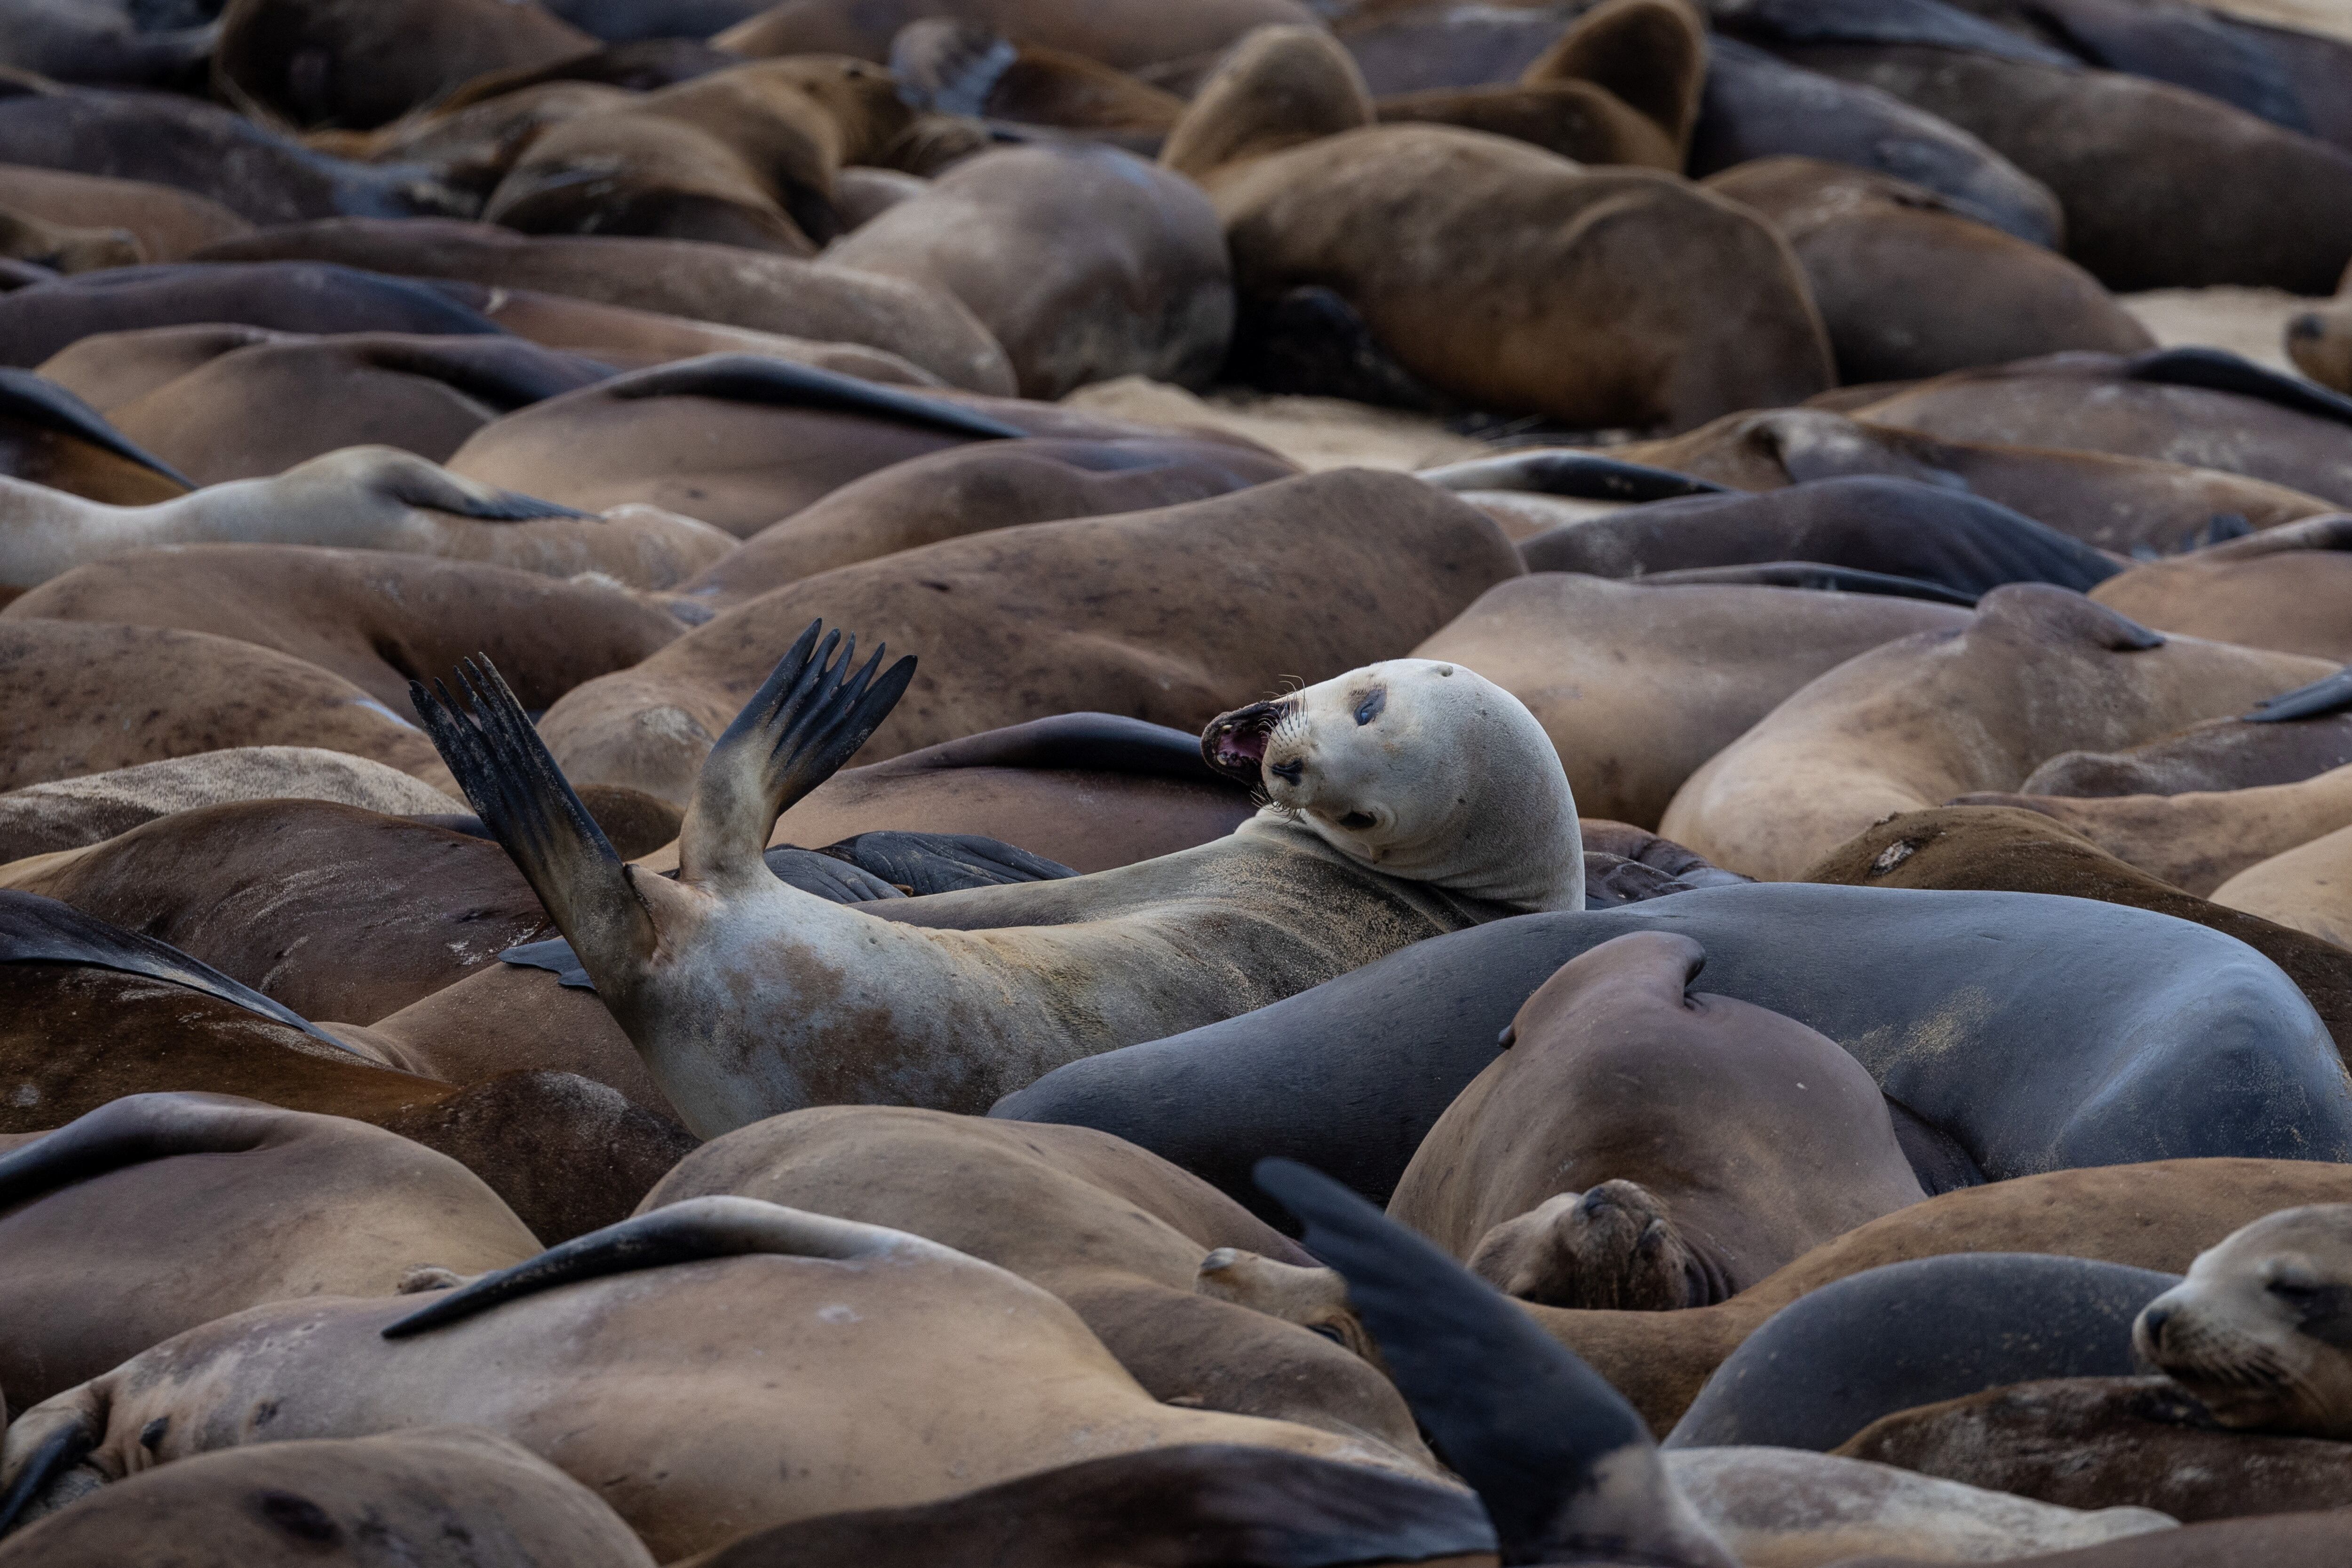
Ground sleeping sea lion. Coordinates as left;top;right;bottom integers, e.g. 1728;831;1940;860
2288;291;2352;393
1700;157;2150;383
1412;572;1966;828
1160;25;1832;431
1659;584;2330;881
2215;824;2352;951
417;628;1583;1135
0;165;248;263
0;0;214;88
0;368;190;505
886;20;1189;142
215;0;596;130
0;1092;540;1408
713;0;1319;73
0;446;733;593
2087;514;2352;662
2136;1204;2352;1438
1388;931;1926;1308
2025;665;2352;798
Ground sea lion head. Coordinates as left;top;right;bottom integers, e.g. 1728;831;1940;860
2134;1203;2352;1438
1468;1180;1730;1310
1201;658;1584;911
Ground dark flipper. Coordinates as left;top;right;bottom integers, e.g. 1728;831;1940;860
409;658;654;975
0;367;193;488
1252;1159;1735;1568
821;831;1074;894
0;890;358;1053
2246;666;2352;724
2127;346;2352;430
0;1424;95;1539
1639;561;1980;605
1421;448;1727;502
382;1195;947;1339
605;352;1029;439
0;1093;285;1212
678;620;917;882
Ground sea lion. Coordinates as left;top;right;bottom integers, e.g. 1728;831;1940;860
442;353;1153;533
0;620;458;792
2288;291;2352;394
0;80;465;226
6;545;683;712
0;368;190;505
419;627;1583;1135
0;1428;657;1567
0;446;733;593
825;143;1233;398
0;1092;540;1408
2136;1204;2352;1438
1835;1376;2352;1524
1389;931;1927;1308
1663;1253;2183;1451
1412;573;1966;828
1658;584;2331;881
1700;157;2150;383
484;57;912;253
0;0;214;89
1160;26;1832;431
36;332;616;484
0;746;458;862
533;469;1520;802
1850;348;2352;506
215;0;596;130
1802;805;2352;1059
887;20;1190;140
2025;665;2352;797
996;884;2352;1223
713;0;1319;73
637;1105;1431;1453
677;436;1295;611
0;165;249;263
0;1199;1428;1561
0;199;135;275
2215;823;2352;950
2085;514;2352;662
0;891;696;1240
1775;40;2352;292
1609;406;2333;555
188;218;1018;392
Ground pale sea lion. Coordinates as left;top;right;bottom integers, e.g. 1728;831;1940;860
534;469;1520;802
1658;585;2331;881
214;0;596;130
2214;822;2352;950
0;1092;540;1408
2087;514;2352;662
0;1428;657;1567
825;143;1233;398
0;1198;1426;1561
1161;26;1832;431
418;629;1582;1135
1412;573;1966;828
0;164;249;263
6;545;683;711
1389;931;1927;1308
0;446;733;593
1700;157;2150;384
2136;1204;2352;1438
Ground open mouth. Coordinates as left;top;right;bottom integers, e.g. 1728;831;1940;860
1201;700;1285;787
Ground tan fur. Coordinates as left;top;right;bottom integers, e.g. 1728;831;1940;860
2137;1205;2352;1438
2090;515;2352;662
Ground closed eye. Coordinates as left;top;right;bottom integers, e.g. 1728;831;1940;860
1338;811;1375;830
1354;688;1386;726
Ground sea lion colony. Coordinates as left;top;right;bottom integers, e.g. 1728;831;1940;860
7;0;2352;1565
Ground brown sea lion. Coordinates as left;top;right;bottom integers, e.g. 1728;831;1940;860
1388;931;1926;1308
443;354;1159;533
0;200;135;275
190;219;1018;393
639;1105;1432;1454
1412;573;1968;828
215;0;596;131
0;164;249;262
0;446;735;593
888;20;1187;139
2087;514;2352;662
1850;350;2352;506
2215;823;2352;952
0;1428;657;1567
1801;804;2352;1058
2288;290;2352;393
0;1092;540;1409
2136;1204;2352;1438
0;620;458;794
677;436;1295;611
1658;585;2329;881
535;469;1522;803
0;1200;1427;1562
714;0;1319;72
0;747;459;862
1611;406;2333;555
825;143;1232;398
1835;1376;2352;1525
2024;668;2352;798
1700;157;2150;384
1160;26;1831;432
485;57;911;254
6;545;683;712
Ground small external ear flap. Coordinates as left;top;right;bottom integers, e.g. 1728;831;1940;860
1521;0;1707;153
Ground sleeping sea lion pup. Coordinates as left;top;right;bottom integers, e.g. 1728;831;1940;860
413;625;1582;1135
2136;1204;2352;1438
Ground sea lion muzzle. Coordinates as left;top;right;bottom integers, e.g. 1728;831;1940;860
1200;700;1290;787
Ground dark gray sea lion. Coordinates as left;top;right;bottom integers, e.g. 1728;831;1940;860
0;0;216;88
214;0;596;130
993;883;2352;1218
1662;1252;2181;1450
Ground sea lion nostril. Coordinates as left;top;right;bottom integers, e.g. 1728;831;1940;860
1270;760;1303;783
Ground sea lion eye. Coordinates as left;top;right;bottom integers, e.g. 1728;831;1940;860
1353;688;1386;726
1338;811;1376;829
